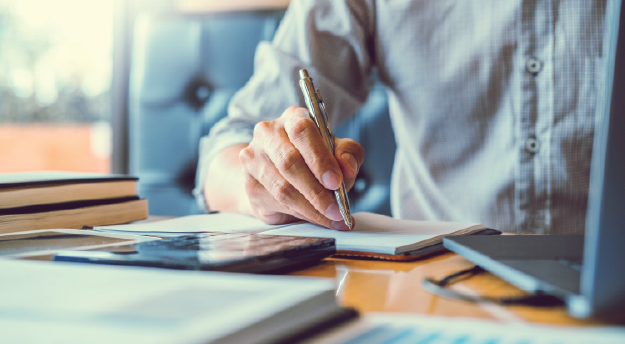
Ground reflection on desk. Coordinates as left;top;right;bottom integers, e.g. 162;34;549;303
289;253;604;326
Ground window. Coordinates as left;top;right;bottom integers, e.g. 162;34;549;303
0;0;113;173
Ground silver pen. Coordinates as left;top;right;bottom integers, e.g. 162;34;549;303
298;69;353;230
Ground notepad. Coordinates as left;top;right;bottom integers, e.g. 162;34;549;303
95;212;499;261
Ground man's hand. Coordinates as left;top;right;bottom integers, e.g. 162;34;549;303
207;106;364;230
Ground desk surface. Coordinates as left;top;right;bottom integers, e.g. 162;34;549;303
288;253;603;327
23;231;605;327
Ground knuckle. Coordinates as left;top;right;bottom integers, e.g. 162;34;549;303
305;149;331;174
307;150;324;167
253;121;272;138
275;148;301;174
337;138;365;161
271;179;296;204
285;116;314;137
284;106;308;119
239;147;254;164
340;138;361;152
284;106;300;115
306;186;331;209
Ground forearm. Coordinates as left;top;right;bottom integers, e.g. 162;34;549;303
204;143;251;215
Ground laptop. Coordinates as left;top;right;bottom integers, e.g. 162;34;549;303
444;0;625;322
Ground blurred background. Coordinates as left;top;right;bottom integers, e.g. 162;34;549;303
0;0;113;172
0;0;395;217
0;0;285;174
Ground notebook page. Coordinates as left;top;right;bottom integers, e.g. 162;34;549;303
95;213;289;236
261;212;481;255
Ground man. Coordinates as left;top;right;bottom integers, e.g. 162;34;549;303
194;0;605;234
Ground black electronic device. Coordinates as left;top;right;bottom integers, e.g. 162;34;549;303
54;233;335;274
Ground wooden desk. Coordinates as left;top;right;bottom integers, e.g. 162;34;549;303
20;226;607;327
289;253;604;327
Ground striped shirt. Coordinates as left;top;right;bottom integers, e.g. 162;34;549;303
194;0;606;234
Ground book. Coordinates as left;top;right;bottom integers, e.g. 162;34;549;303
0;171;139;209
0;196;148;235
95;212;500;261
0;259;356;344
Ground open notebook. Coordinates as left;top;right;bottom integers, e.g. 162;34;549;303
95;212;500;261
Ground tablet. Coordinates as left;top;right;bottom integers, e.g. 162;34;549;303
54;233;336;274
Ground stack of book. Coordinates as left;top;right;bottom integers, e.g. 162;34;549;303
0;171;148;234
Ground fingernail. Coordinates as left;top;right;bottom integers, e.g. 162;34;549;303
322;170;340;190
331;220;351;231
325;203;344;221
342;153;358;174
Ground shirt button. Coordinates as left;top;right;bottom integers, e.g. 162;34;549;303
525;138;540;153
526;57;542;74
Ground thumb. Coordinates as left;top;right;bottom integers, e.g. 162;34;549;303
334;137;364;190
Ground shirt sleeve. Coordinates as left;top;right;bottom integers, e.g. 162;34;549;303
193;0;375;212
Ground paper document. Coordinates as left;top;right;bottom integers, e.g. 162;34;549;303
262;212;484;255
0;259;338;344
95;213;291;236
96;212;485;256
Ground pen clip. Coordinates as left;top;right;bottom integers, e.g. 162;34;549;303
299;82;320;128
315;91;333;136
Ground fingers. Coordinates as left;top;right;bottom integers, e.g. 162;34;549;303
282;107;344;190
247;173;353;231
239;105;365;231
334;137;365;190
240;140;334;228
242;171;300;225
267;107;344;220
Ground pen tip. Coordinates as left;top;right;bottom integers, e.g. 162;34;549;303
345;218;353;231
299;69;309;79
